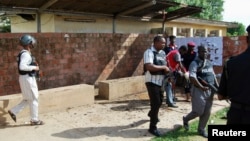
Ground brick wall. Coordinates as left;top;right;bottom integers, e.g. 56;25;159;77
213;36;248;74
0;33;247;96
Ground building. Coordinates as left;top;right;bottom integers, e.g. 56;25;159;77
151;17;237;37
1;0;237;36
8;14;237;37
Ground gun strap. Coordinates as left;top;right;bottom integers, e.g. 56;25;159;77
194;59;205;73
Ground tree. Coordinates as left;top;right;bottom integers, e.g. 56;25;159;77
169;0;224;21
0;17;11;33
227;22;246;36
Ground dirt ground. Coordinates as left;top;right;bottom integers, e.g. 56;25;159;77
0;91;229;141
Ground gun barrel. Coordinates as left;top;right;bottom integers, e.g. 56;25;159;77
207;83;218;92
197;77;218;92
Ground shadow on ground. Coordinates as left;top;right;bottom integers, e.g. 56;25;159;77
51;119;154;139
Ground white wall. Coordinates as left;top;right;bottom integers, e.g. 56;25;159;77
11;16;37;33
54;15;113;33
54;15;162;34
10;14;55;33
10;14;163;33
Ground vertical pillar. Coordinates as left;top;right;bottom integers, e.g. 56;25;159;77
37;12;41;33
219;30;222;37
173;27;177;36
112;16;116;33
190;28;193;37
205;29;209;37
162;21;165;34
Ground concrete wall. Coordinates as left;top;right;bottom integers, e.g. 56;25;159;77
54;15;114;33
11;16;37;33
11;14;162;34
0;84;95;123
11;14;55;33
98;76;146;100
54;15;162;34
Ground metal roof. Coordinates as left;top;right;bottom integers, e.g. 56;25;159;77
0;0;202;21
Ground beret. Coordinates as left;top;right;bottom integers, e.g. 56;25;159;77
187;41;195;47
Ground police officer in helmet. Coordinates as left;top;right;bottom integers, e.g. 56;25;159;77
8;34;44;125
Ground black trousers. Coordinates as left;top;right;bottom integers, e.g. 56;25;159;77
146;82;163;130
227;104;250;124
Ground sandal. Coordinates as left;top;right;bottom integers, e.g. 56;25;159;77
30;120;44;125
8;110;16;122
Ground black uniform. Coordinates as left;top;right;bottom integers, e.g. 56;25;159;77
218;47;250;124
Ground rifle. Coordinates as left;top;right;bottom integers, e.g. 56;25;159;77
197;76;218;92
30;56;41;81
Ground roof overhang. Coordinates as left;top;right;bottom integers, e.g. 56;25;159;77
0;0;202;21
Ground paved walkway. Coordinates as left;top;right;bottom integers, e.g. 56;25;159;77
0;92;229;141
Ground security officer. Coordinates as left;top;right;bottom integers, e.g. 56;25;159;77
183;45;219;138
8;34;44;125
143;35;170;137
217;25;250;124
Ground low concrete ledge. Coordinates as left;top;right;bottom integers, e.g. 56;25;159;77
0;84;95;123
98;76;147;100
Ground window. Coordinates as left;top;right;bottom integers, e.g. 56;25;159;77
177;28;190;37
208;30;219;37
193;29;205;37
165;27;173;36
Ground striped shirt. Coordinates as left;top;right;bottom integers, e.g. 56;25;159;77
143;46;166;86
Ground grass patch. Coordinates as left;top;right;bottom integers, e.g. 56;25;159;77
151;107;229;141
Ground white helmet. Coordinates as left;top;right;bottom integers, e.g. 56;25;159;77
20;34;36;46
